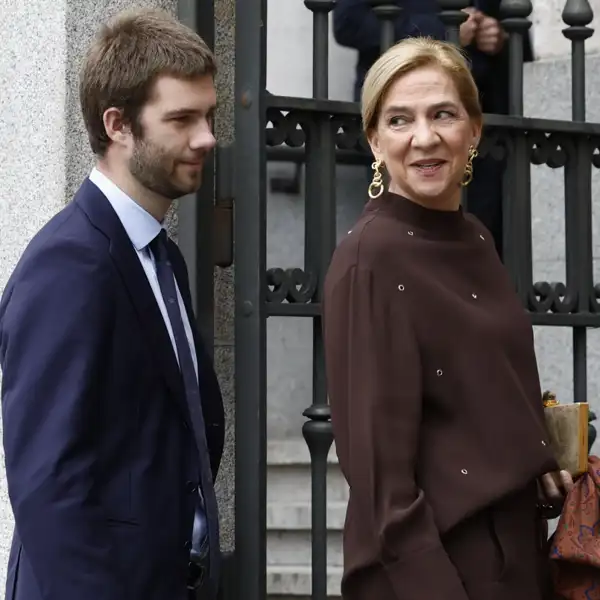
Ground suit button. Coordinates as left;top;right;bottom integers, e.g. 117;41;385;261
186;481;198;493
184;540;192;550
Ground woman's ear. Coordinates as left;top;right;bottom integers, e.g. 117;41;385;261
367;130;382;162
471;119;483;150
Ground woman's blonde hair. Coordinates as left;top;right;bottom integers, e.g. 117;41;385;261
361;37;482;135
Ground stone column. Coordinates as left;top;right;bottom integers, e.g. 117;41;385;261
213;0;236;552
0;0;73;575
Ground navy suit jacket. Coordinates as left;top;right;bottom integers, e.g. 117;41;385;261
0;179;225;600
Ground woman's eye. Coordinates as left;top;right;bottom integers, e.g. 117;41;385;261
436;110;454;119
390;116;407;126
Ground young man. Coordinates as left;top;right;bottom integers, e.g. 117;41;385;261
0;9;223;600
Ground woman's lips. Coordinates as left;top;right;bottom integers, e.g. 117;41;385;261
411;160;447;176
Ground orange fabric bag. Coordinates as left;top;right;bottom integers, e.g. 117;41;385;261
549;455;600;599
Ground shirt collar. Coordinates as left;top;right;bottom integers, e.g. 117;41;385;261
88;167;162;251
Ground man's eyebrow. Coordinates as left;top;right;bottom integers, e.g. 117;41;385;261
163;105;217;118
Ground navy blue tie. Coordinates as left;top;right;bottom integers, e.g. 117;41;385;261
149;229;220;588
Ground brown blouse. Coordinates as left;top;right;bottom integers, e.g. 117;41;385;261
323;191;558;599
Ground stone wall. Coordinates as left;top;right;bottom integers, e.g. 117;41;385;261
0;0;71;570
212;0;236;553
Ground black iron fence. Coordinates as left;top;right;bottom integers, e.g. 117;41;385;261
232;1;598;599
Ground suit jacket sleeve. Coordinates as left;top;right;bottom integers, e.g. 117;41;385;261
323;264;469;600
0;242;125;600
333;0;446;53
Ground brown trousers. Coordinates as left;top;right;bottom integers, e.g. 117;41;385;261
342;482;550;600
442;482;551;600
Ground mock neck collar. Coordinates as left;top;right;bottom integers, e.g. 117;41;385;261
365;190;469;241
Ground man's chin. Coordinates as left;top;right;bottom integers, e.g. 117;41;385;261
179;189;201;201
173;175;203;198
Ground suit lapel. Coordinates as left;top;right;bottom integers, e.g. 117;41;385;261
74;180;190;421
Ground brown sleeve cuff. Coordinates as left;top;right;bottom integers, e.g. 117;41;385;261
384;545;470;600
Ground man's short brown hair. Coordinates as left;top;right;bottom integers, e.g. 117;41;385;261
80;8;216;156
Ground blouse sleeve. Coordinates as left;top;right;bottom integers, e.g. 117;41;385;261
323;263;469;600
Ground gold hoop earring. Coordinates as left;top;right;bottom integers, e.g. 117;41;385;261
368;158;384;199
460;145;478;187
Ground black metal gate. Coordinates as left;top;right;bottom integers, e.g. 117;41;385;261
232;1;598;599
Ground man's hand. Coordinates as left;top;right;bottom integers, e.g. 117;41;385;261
459;8;481;48
474;12;507;55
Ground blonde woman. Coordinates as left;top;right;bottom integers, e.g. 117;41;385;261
323;38;572;600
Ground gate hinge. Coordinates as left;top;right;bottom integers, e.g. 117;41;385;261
214;143;234;268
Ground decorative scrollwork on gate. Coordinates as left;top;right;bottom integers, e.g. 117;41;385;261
477;127;511;161
266;108;307;148
266;107;373;155
589;137;600;168
589;285;600;313
528;281;578;314
527;132;569;168
266;267;317;304
332;114;369;152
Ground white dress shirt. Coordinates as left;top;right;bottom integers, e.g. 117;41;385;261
89;167;198;380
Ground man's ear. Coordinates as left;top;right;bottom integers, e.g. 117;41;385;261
103;107;131;146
